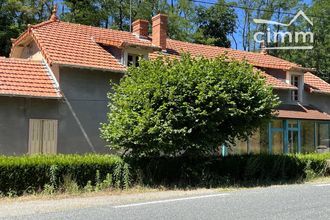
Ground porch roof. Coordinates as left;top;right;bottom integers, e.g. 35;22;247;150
275;104;330;121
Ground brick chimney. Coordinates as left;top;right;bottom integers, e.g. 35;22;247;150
152;14;168;51
132;19;149;38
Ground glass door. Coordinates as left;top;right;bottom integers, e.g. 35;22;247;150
269;120;284;154
288;130;299;153
272;131;284;154
269;119;302;154
285;120;301;154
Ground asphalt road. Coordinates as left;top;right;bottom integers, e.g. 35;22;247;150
2;183;330;220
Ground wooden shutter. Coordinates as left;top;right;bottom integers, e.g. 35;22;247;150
42;120;58;154
28;119;58;154
28;119;43;154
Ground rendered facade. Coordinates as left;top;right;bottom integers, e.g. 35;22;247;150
0;9;329;155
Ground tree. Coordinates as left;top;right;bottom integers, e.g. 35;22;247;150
0;0;54;56
101;55;279;157
62;0;104;26
194;0;237;47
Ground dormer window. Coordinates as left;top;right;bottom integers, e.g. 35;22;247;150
122;50;148;67
127;54;141;67
290;75;300;101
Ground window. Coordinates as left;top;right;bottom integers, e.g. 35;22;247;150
301;121;315;153
317;123;330;148
290;75;300;101
127;54;141;67
28;119;58;154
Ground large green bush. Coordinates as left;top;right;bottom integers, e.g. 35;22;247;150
101;55;279;156
0;154;130;195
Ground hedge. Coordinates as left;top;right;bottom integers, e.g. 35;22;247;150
0;154;130;195
0;153;329;196
127;153;330;187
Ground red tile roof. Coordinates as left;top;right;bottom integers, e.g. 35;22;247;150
10;19;329;95
276;104;330;121
260;71;297;90
152;39;301;70
28;21;131;72
12;19;301;72
304;72;330;95
0;58;61;98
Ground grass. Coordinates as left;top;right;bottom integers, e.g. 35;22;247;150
3;175;330;203
306;176;330;184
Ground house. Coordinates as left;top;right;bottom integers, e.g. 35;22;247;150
0;8;330;155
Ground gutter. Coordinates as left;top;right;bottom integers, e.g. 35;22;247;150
0;93;61;100
309;89;330;96
273;86;298;91
289;66;316;73
54;62;126;74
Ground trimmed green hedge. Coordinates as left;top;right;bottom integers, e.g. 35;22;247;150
0;154;130;195
127;153;330;187
0;153;329;196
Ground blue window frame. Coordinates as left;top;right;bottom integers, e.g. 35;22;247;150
269;119;330;154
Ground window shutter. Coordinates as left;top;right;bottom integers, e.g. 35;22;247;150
28;119;58;154
42;120;58;154
28;119;42;154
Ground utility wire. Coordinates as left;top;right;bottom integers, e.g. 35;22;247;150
189;0;328;19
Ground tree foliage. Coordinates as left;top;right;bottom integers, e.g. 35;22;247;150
0;0;54;56
194;0;237;47
101;55;279;157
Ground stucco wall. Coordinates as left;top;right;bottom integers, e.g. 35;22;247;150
274;88;330;114
57;67;122;154
303;92;330;114
0;97;58;155
274;89;291;104
0;67;121;155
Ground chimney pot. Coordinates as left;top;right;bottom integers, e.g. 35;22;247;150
152;14;168;51
260;41;267;55
132;19;149;38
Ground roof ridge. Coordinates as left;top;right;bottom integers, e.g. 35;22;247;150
56;20;139;36
30;19;58;29
167;38;232;51
167;38;298;66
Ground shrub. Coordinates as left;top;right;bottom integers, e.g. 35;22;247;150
101;55;279;157
0;154;131;195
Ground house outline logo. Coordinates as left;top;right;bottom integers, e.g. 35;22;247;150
253;10;314;50
253;10;313;27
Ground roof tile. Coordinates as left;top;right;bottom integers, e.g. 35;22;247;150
304;72;330;95
10;19;330;95
0;58;61;98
